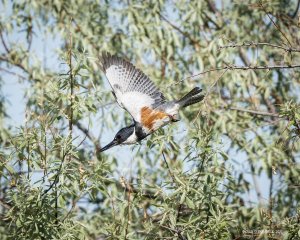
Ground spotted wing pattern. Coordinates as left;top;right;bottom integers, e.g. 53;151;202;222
100;52;166;123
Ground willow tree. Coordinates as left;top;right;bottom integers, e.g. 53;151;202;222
0;0;299;239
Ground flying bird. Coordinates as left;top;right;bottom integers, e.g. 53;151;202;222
99;52;204;152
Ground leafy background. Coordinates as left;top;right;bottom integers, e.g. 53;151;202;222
0;0;300;239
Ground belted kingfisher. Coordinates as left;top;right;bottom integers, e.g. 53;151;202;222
99;52;204;152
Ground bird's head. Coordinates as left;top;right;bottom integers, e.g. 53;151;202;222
100;125;137;152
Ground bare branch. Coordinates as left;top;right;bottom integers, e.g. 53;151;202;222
219;42;300;52
228;107;280;117
178;64;300;85
259;1;292;46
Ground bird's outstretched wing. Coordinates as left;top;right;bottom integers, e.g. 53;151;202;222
100;52;166;123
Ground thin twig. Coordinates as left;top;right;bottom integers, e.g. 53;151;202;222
161;151;185;240
0;67;26;80
108;191;116;222
43;127;47;179
162;151;175;183
70;18;99;52
158;12;200;48
176;64;300;86
0;198;11;209
204;69;228;100
159;224;186;238
58;17;74;224
75;122;101;153
0;55;27;72
68;21;73;134
0;55;53;83
202;11;221;29
219;42;300;52
205;0;218;13
291;0;300;18
192;69;228;124
238;48;251;66
26;17;33;51
42;150;67;196
228;107;280;117
119;180;159;200
230;38;257;110
269;170;274;229
259;1;292;46
62;191;85;221
0;30;10;53
120;177;132;240
251;166;263;205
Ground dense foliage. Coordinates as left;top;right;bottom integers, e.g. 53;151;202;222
0;0;300;239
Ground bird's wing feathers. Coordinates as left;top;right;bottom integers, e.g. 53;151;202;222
100;52;166;122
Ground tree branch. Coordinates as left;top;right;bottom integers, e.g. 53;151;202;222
0;55;27;72
42;150;67;196
0;67;26;80
219;42;300;52
158;12;201;49
68;21;73;135
75;121;101;153
259;1;292;46
290;0;300;18
192;69;228;124
119;181;160;200
162;151;185;240
228;107;280;117
0;30;10;53
179;64;300;84
0;198;11;209
205;0;218;13
162;151;176;183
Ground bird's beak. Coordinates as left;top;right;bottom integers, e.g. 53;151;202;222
100;139;119;152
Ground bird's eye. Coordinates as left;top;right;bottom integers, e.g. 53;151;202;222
116;135;121;140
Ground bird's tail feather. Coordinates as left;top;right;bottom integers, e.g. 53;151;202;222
176;87;204;108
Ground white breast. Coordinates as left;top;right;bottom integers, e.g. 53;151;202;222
122;129;138;145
